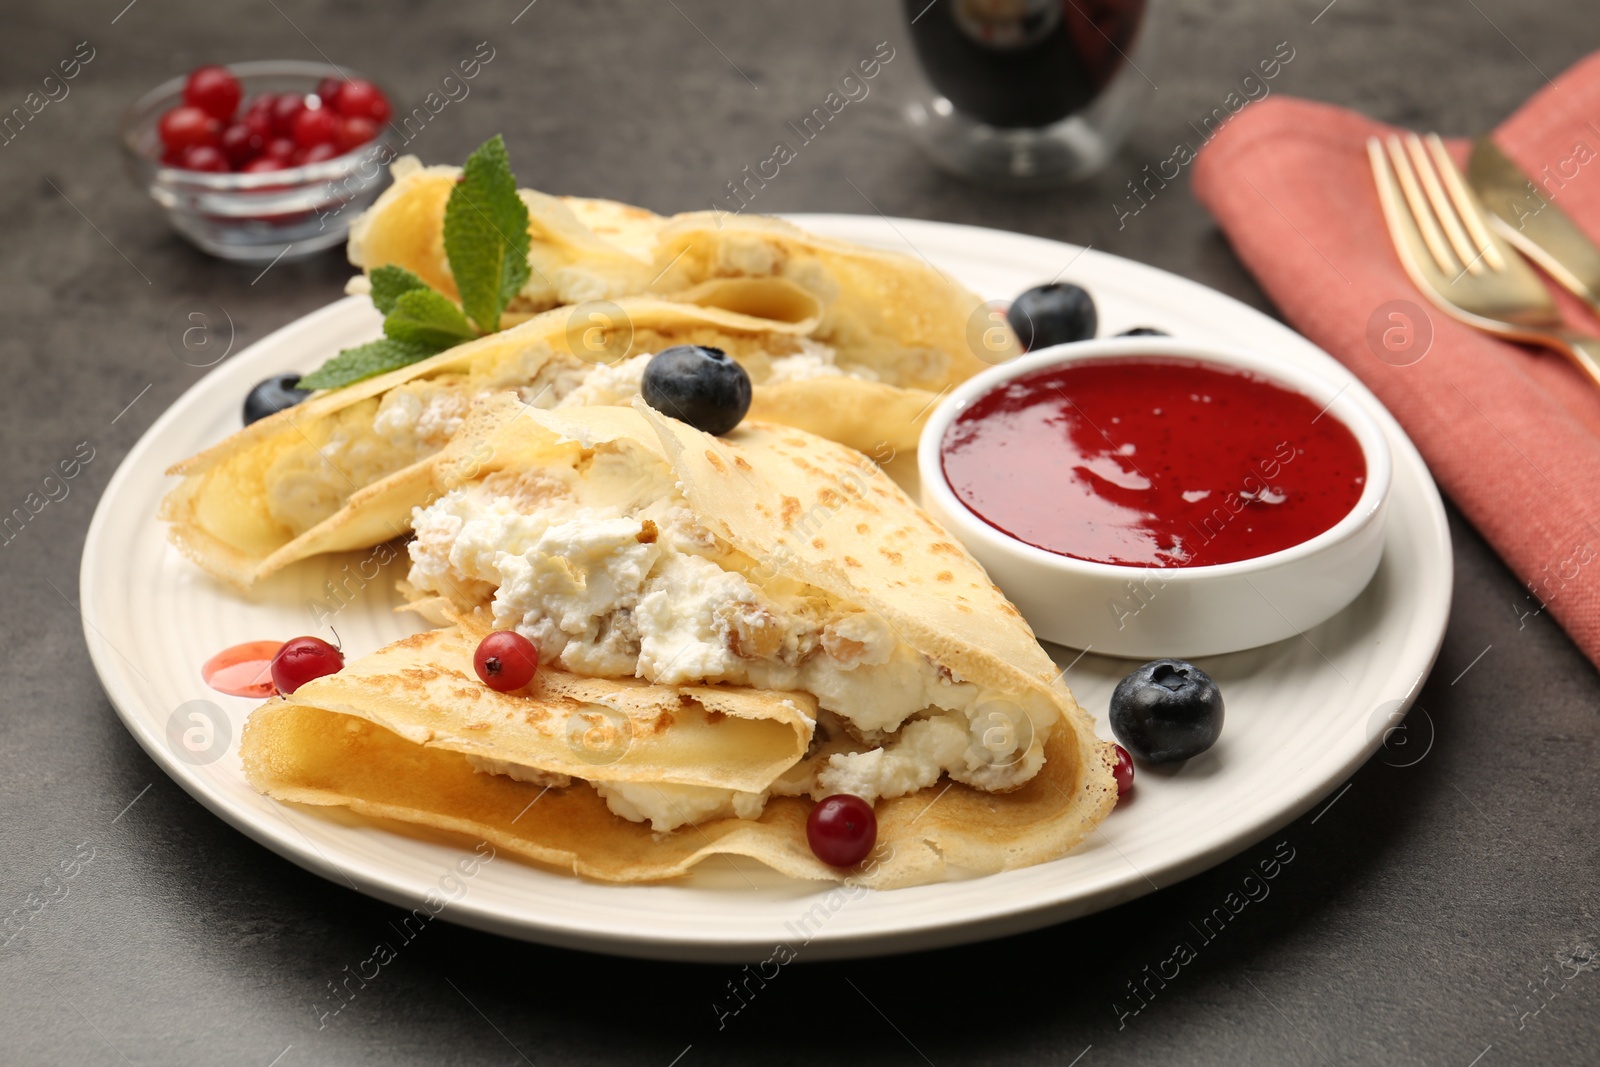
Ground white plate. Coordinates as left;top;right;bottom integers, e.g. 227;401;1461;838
81;216;1451;962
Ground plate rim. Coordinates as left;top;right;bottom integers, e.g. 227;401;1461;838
80;215;1453;961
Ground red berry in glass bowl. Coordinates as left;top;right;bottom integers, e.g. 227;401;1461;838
180;144;230;173
291;104;340;148
158;106;222;152
241;106;275;140
269;636;345;695
1112;744;1134;797
473;631;539;692
241;157;287;174
238;94;273;133
262;136;297;161
338;116;378;152
315;75;345;108
269;92;306;135
333;77;390;123
219;123;263;167
298;142;341;165
263;136;296;162
183;65;242;121
806;794;877;867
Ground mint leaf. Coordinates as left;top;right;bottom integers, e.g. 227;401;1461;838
370;265;432;316
442;135;531;334
296;337;443;391
304;138;527;394
383;289;477;348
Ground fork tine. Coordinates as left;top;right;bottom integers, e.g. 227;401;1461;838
1368;137;1430;273
1368;137;1593;380
1384;135;1457;276
1367;135;1403;228
1424;133;1507;272
1404;133;1484;276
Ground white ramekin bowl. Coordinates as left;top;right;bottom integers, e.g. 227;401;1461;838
919;337;1392;658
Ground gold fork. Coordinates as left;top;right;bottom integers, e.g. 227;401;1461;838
1368;131;1600;388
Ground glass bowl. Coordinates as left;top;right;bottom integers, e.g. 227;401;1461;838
120;60;398;262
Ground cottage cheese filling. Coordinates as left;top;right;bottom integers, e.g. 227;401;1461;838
264;351;585;536
264;344;864;537
407;440;1050;832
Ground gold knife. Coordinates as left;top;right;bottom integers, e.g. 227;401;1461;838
1467;137;1600;313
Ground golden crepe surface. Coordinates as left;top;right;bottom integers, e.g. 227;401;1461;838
244;700;1106;889
348;156;990;428
267;623;815;794
165;152;997;590
162;297;835;590
347;158;666;314
242;399;1117;888
646;211;994;392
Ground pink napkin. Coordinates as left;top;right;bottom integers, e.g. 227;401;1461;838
1191;50;1600;669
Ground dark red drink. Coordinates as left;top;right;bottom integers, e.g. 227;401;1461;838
905;0;1148;128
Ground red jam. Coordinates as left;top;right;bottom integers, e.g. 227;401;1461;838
202;640;283;697
940;358;1367;567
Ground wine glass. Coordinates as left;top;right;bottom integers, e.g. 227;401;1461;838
903;0;1158;188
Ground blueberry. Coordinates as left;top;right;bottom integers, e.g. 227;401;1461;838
641;345;751;436
1007;283;1097;351
1109;659;1224;764
243;373;312;425
1117;326;1169;337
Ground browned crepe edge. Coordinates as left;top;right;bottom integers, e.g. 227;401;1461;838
286;624;816;794
160;298;824;589
242;701;1115;889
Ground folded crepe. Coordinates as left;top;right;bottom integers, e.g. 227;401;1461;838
349;156;995;394
166;155;1001;591
164;295;937;589
240;398;1117;888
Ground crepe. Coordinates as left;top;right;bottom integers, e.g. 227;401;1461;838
240;398;1117;888
349;157;991;395
163;296;866;589
244;700;1102;888
646;211;993;391
347;158;666;312
252;623;816;793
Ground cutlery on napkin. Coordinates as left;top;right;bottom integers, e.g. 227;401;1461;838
1191;50;1600;669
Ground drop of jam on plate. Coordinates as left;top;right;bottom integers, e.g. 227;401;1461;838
202;640;284;697
940;357;1368;567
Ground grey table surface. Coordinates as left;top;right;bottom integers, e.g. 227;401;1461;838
4;1;1598;1065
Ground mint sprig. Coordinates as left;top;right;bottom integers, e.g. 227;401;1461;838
383;289;477;348
443;134;532;334
296;136;529;392
296;338;442;391
370;265;432;315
